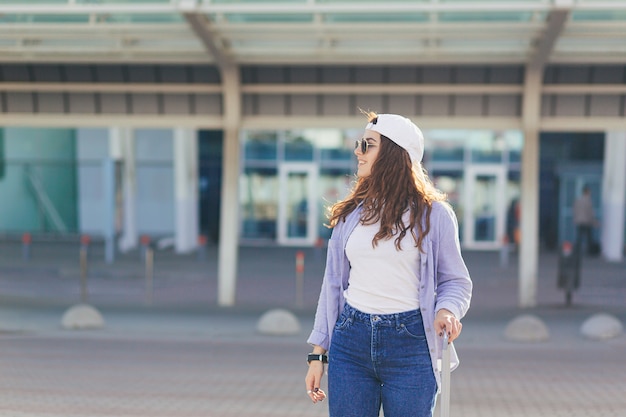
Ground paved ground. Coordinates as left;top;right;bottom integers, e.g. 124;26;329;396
0;239;625;416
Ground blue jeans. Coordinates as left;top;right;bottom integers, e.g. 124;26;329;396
328;303;437;417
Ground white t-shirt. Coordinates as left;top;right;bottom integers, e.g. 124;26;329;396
344;215;421;314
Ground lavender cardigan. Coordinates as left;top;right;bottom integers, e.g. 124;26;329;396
307;201;473;388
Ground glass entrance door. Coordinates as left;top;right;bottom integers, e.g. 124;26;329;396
463;165;506;249
277;163;318;246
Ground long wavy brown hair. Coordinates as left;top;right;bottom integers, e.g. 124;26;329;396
328;111;447;251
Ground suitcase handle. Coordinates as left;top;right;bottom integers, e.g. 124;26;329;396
440;331;451;417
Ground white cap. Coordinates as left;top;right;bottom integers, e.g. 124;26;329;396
365;114;424;164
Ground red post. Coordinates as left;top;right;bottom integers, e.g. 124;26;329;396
140;235;151;261
80;234;91;247
22;232;32;245
295;251;305;307
22;232;32;260
500;234;510;268
197;234;208;261
562;241;573;256
79;235;90;303
296;251;305;274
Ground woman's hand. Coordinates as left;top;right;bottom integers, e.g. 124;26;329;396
434;308;462;343
305;361;327;403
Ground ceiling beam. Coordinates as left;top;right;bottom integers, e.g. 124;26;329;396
528;7;570;71
0;82;222;94
183;12;232;70
0;81;620;96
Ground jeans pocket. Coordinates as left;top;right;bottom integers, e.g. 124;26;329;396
398;321;426;340
334;314;353;331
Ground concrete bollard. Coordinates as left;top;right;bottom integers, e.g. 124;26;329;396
504;314;550;342
257;308;301;336
580;313;624;340
61;304;105;330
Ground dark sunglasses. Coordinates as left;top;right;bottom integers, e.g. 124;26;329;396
355;138;370;154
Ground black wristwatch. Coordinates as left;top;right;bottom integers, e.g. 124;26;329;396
307;353;328;364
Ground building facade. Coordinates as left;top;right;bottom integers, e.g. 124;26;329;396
1;0;626;308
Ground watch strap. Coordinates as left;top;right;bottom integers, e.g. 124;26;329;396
307;353;328;363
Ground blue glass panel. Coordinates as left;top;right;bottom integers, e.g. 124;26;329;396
101;13;184;23
241;167;278;240
76;0;172;3
572;10;626;21
211;0;306;3
471;150;502;163
225;13;313;23
469;131;504;163
285;139;314;161
0;1;67;4
0;133;4;180
245;134;278;161
0;14;90;23
325;13;428;23
320;148;353;162
440;12;533;22
0;127;78;233
426;130;467;162
432;148;464;162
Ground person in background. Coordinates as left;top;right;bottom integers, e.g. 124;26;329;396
573;185;599;255
506;197;520;249
304;111;473;417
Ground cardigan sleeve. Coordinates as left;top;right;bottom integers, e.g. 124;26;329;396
306;227;345;350
431;202;473;320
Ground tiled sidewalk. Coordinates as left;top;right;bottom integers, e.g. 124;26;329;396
0;241;625;416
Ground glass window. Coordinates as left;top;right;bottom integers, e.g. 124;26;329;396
77;0;172;3
240;168;278;240
224;13;313;23
0;14;90;23
99;13;184;24
472;174;499;242
425;130;466;162
0;0;67;3
320;147;354;161
439;11;534;23
325;13;429;23
506;131;524;163
284;133;314;161
0;127;78;233
431;170;464;240
210;0;306;3
572;10;626;22
469;131;504;163
297;128;355;162
318;169;354;240
244;132;278;161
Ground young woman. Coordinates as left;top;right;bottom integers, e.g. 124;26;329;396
304;112;472;417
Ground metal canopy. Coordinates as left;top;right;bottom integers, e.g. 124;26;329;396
0;0;625;66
